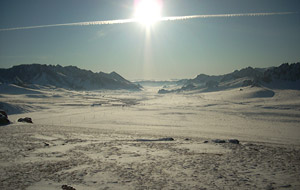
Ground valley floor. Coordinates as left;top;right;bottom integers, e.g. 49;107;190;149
0;86;300;189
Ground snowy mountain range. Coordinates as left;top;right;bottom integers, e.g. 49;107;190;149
159;62;300;93
0;64;141;91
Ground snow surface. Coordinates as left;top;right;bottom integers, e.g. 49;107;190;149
0;85;300;189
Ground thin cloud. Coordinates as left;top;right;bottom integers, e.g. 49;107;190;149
0;12;295;32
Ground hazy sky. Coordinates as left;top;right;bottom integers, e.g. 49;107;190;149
0;0;299;80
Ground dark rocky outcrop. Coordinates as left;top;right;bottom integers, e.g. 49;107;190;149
211;139;240;144
263;63;300;82
62;185;76;190
0;109;8;118
136;137;174;142
181;83;197;90
206;80;219;88
18;117;33;123
158;89;170;94
0;111;10;126
212;139;226;143
228;139;240;144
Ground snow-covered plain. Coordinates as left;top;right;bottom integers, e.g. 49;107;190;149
0;84;300;189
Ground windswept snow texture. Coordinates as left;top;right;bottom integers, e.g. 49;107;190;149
0;64;141;91
0;85;300;189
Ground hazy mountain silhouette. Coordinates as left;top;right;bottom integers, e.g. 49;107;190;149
159;62;300;93
0;64;141;91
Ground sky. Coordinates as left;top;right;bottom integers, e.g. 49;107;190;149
0;0;299;80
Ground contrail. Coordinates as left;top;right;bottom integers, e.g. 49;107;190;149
0;18;136;32
160;12;295;21
0;12;295;32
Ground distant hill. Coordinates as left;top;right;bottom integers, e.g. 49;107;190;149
158;62;300;93
0;64;141;91
133;79;187;87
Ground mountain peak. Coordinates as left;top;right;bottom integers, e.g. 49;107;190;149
0;64;141;91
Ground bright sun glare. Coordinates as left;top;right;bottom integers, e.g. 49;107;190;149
134;0;162;26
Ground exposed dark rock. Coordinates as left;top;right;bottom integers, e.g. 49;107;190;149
158;89;170;94
181;83;196;90
242;80;253;87
280;184;292;188
0;109;8;118
203;140;209;143
206;80;219;88
228;139;240;144
0;113;10;126
212;139;226;143
251;80;261;87
158;137;174;141
263;62;300;82
136;137;174;142
211;139;240;144
91;103;102;107
44;142;50;147
221;67;264;82
18;117;33;123
62;185;76;190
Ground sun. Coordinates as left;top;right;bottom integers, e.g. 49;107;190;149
134;0;162;26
